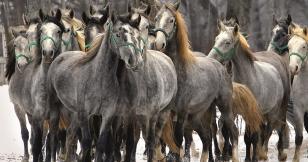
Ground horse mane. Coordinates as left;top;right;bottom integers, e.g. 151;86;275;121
237;33;257;61
75;33;105;65
62;15;86;51
5;37;16;81
290;23;308;42
173;10;195;65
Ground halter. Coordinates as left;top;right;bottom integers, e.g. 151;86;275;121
289;52;308;63
271;41;288;55
211;43;237;61
150;26;176;41
62;29;77;48
40;35;61;52
27;41;38;51
15;52;32;63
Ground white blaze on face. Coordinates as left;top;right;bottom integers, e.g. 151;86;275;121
27;24;39;57
15;36;29;67
272;25;282;35
155;8;174;51
288;36;308;75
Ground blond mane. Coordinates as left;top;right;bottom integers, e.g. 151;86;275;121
62;15;86;51
164;4;195;66
75;34;104;65
237;33;257;61
290;23;308;42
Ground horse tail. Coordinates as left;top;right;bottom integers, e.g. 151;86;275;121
232;83;262;133
161;112;182;156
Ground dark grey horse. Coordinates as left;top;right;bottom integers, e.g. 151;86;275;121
208;19;291;162
154;2;239;162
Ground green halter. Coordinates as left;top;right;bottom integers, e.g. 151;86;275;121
85;43;91;50
150;26;176;41
40;35;60;49
289;52;308;63
27;41;38;51
15;53;32;63
212;46;236;61
62;30;77;48
271;42;288;55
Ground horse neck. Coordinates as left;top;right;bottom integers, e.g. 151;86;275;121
231;44;255;83
92;35;119;83
165;35;186;72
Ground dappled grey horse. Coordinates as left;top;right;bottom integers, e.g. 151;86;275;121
154;2;239;162
287;24;308;162
208;19;291;162
46;14;177;162
7;9;66;162
5;26;32;162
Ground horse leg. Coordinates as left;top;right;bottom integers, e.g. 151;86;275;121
125;118;140;162
216;99;239;162
13;105;30;162
257;123;272;160
211;111;221;158
31;118;44;162
251;131;259;162
57;128;66;160
65;122;79;162
244;128;252;162
113;116;123;162
183;126;193;162
277;122;289;162
48;108;60;162
192;117;212;162
96;116;114;162
79;117;92;162
146;115;159;162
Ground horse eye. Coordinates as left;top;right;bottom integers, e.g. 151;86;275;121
146;25;149;29
226;41;231;45
116;33;121;38
57;30;61;34
170;19;174;23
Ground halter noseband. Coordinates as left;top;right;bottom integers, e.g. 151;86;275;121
212;46;236;61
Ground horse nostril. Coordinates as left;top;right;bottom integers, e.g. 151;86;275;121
295;65;299;72
162;43;166;49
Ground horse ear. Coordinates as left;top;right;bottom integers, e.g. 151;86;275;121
111;12;116;24
233;24;239;35
304;27;308;36
128;3;132;13
130;14;141;28
144;5;151;16
286;14;292;26
217;19;226;31
11;28;19;38
155;0;162;7
22;14;29;25
69;9;74;19
272;15;278;25
104;3;110;14
39;9;46;21
55;9;62;22
174;0;180;10
90;5;95;15
234;16;239;25
82;12;89;24
288;23;295;35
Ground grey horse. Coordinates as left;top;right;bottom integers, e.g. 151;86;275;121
5;26;31;162
7;9;66;162
46;14;177;162
208;19;291;162
153;2;239;162
287;24;308;162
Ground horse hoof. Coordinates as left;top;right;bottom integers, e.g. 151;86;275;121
292;159;300;162
21;156;29;162
278;152;287;161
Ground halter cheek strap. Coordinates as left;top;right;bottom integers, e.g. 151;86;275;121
289;52;308;63
271;42;288;55
211;46;236;61
27;41;38;51
150;25;176;41
15;53;32;63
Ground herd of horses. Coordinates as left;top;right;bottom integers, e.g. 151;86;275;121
4;0;308;162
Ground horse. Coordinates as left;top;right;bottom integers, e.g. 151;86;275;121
5;26;31;162
208;19;291;162
267;15;292;58
46;12;178;161
7;9;66;162
82;5;109;51
287;24;308;162
153;2;239;162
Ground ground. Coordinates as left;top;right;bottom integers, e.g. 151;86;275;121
1;85;308;162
